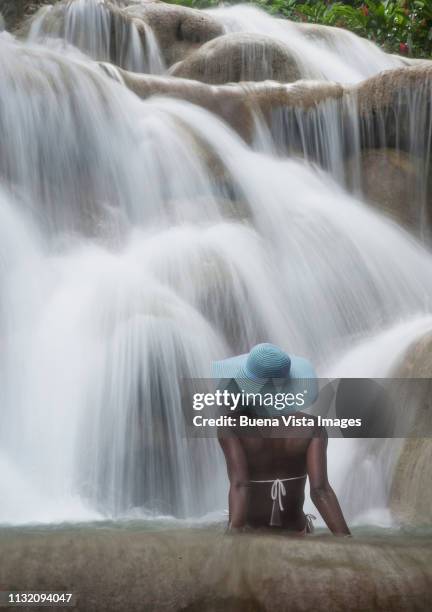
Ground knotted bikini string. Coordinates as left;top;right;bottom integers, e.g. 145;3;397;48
250;475;307;511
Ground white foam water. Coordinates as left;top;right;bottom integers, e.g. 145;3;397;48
207;5;403;83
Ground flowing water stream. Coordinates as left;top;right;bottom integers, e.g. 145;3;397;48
207;4;404;83
1;0;431;527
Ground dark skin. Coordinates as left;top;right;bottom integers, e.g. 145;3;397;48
218;413;351;535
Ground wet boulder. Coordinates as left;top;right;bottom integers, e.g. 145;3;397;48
345;149;424;232
350;64;432;151
389;332;432;524
111;68;343;143
169;33;302;85
344;67;432;234
124;1;224;66
111;70;256;141
16;0;224;70
353;64;432;115
0;0;57;31
16;0;167;73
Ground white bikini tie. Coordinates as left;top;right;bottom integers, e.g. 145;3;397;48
271;478;287;511
250;475;307;526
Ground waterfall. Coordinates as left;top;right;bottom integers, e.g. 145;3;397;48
207;5;404;83
268;74;432;237
318;316;432;526
1;1;432;525
28;0;166;74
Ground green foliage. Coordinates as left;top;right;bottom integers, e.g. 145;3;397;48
167;0;432;58
287;0;432;57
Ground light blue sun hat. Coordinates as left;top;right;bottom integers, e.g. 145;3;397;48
212;343;318;412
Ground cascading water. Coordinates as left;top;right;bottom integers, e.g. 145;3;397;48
28;0;166;74
207;5;404;83
318;316;432;525
268;74;432;237
1;0;432;526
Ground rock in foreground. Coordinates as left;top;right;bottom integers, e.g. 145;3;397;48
0;528;431;611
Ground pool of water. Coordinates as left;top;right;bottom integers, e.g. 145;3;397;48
1;519;431;540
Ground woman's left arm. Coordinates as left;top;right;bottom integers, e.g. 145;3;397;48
218;434;249;529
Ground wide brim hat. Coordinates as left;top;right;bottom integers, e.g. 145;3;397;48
212;343;318;413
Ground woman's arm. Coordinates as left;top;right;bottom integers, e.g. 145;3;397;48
307;427;351;536
218;434;249;529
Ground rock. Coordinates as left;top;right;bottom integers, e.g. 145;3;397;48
393;333;432;378
124;1;224;66
389;333;432;524
353;65;432;114
16;0;167;73
349;65;432;150
112;69;256;141
328;69;432;235
390;437;432;525
299;21;347;44
0;527;431;611
110;68;343;142
169;33;302;85
345;149;423;231
396;56;432;68
17;0;223;69
0;0;57;31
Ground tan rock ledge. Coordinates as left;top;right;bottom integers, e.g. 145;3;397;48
0;527;431;611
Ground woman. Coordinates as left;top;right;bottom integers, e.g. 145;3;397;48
214;343;351;536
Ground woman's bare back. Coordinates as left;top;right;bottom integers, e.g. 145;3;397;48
236;415;317;529
218;414;351;535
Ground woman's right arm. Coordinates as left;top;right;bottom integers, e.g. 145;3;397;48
218;434;249;529
307;427;351;536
